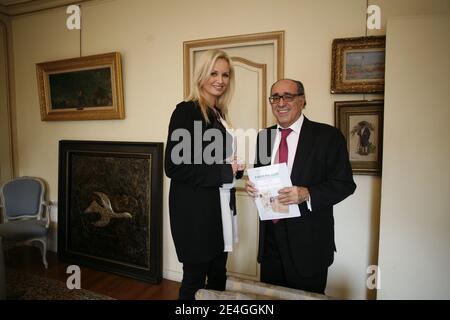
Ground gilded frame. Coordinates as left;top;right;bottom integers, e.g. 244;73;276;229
36;52;124;121
331;36;386;93
335;100;383;176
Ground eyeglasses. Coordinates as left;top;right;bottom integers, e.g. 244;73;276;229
268;93;303;104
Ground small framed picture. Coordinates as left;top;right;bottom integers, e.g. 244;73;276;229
36;52;124;121
335;100;383;176
331;36;385;93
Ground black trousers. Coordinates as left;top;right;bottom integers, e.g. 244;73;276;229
260;220;328;295
179;252;228;300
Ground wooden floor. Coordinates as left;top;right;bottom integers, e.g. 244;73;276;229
5;246;180;300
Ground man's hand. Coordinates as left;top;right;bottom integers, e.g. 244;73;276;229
245;179;258;198
277;186;310;205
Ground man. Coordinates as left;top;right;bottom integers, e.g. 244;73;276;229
357;121;371;155
245;79;356;294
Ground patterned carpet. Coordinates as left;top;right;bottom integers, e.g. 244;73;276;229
5;269;114;300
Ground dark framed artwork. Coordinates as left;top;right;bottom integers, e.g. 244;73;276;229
331;36;385;93
335;100;383;176
58;140;163;283
36;52;124;121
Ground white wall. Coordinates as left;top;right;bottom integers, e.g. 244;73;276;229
378;14;450;299
8;0;450;299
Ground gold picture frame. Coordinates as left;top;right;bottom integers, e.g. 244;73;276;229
335;100;383;176
36;52;124;121
331;36;385;93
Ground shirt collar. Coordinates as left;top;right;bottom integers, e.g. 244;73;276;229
276;113;304;134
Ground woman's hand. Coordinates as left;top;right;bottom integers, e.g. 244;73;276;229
231;162;239;175
245;180;257;198
230;156;245;175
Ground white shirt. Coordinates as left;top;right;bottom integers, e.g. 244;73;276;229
219;118;238;252
270;114;312;211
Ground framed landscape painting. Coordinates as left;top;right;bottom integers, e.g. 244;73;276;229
36;52;124;121
58;140;163;283
331;36;386;93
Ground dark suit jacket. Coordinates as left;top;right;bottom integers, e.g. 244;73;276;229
256;117;356;276
165;101;234;264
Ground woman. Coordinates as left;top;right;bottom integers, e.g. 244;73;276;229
165;49;244;300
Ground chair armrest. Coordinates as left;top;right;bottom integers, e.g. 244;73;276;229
42;201;54;228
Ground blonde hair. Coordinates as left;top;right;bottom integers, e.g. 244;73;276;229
186;49;235;123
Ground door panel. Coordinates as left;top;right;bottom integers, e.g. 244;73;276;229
185;32;284;281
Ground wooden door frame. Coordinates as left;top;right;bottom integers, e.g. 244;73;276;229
183;30;284;99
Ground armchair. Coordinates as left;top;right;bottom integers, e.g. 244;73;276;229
0;176;51;269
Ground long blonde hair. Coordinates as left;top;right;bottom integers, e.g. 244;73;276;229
186;49;235;123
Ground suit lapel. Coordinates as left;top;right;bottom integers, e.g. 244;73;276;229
291;117;315;181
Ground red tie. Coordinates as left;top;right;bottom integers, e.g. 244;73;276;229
273;128;293;224
278;128;292;165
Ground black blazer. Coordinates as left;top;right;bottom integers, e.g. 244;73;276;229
165;101;234;264
256;117;356;276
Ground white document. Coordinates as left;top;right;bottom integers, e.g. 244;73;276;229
247;163;301;221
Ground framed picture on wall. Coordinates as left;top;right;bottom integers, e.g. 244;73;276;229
58;140;163;283
36;52;124;121
331;36;386;93
335;100;383;176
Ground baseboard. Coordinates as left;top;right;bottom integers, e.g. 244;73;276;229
47;220;181;284
163;269;182;282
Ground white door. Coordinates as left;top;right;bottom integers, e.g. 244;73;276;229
186;32;284;280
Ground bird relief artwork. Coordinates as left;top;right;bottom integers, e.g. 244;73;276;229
67;151;152;269
84;191;132;227
58;140;164;283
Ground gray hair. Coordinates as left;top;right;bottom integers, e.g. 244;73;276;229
271;79;307;107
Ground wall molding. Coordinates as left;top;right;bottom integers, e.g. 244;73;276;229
0;19;14;179
0;0;92;16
